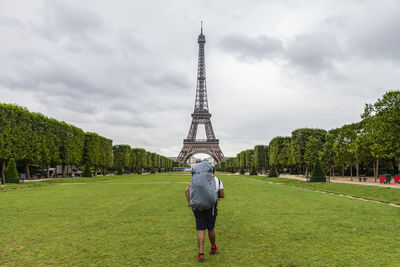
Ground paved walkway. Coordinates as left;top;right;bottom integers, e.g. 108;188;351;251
279;174;400;188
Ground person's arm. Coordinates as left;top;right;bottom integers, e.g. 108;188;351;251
185;185;191;206
218;188;224;198
217;179;224;198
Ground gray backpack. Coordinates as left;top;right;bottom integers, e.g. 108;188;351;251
189;161;218;212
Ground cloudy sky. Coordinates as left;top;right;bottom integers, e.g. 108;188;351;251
1;0;400;158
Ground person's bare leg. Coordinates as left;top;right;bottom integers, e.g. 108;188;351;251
208;229;216;248
198;230;205;253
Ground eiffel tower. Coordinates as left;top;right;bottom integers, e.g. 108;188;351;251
177;23;224;163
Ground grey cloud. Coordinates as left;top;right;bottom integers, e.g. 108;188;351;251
220;32;342;73
143;71;192;91
41;94;99;115
101;111;154;128
0;15;24;29
353;16;400;62
36;0;110;53
286;33;342;73
41;1;105;37
220;34;284;61
0;62;112;99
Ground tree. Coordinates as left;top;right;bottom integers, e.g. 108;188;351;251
278;138;292;173
225;157;238;173
245;149;254;171
253;145;267;174
0;104;14;183
269;137;292;173
320;130;338;177
130;149;138;173
83;133;101;175
100;137;114;175
291;128;326;175
239;150;246;172
334;124;359;180
5;158;19;183
113;145;131;173
269;137;283;170
362;90;400;180
135;148;146;173
83;133;113;176
304;137;323;175
352;122;374;178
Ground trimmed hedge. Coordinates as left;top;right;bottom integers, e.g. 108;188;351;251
5;158;19;183
268;165;278;177
310;158;326;182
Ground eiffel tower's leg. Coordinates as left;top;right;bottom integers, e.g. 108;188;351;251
204;120;216;140
178;144;191;162
183;149;193;163
187;120;198;140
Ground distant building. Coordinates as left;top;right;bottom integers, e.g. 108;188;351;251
189;156;198;168
207;157;216;165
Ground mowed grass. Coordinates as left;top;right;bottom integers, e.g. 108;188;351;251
1;173;400;266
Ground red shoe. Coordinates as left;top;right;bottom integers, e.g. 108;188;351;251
198;253;205;262
210;244;219;254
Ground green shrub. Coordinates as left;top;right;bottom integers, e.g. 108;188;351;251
310;158;326;182
136;167;142;174
5;158;19;183
240;169;245;174
117;165;123;175
268;165;278;177
82;163;92;177
250;164;258;175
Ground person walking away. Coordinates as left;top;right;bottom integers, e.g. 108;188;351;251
185;162;224;262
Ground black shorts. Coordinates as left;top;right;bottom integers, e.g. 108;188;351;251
193;207;218;230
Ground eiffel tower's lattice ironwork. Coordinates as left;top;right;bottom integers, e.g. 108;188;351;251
177;24;224;163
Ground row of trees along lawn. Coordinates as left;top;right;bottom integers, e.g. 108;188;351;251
0;103;181;184
215;91;400;181
112;145;184;174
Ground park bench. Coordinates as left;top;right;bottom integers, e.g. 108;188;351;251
394;175;400;184
358;175;367;182
379;174;391;184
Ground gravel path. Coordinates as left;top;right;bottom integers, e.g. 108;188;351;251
279;174;400;188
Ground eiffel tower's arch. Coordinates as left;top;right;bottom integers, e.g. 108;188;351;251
183;151;217;164
177;24;224;163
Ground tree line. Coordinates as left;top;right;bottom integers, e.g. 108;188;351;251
215;91;400;181
0;104;181;184
112;145;184;175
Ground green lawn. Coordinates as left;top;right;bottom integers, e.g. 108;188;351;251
1;173;399;266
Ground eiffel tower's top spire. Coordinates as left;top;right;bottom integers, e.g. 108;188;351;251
198;21;206;43
194;21;208;112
